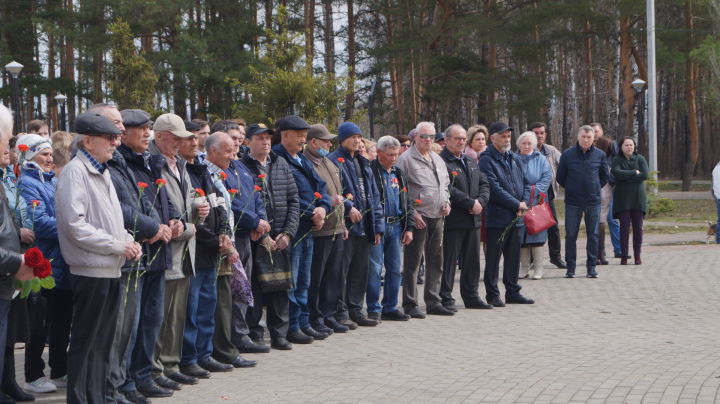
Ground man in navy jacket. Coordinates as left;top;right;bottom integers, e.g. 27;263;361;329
556;125;610;278
328;122;385;327
479;122;534;307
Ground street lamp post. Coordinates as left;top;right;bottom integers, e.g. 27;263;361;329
4;61;24;134
632;78;647;154
54;93;68;132
647;0;658;192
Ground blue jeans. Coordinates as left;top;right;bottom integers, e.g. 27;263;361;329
607;197;621;255
289;237;314;330
181;267;218;367
367;223;402;314
716;199;720;244
564;204;600;275
123;271;165;392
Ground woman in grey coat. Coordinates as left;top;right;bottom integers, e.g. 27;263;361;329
516;132;553;280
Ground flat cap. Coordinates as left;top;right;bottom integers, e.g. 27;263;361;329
488;121;514;136
434;133;445;142
246;123;274;138
307;124;336;141
185;120;202;132
74;112;122;136
120;109;153;128
276;116;310;132
154;113;193;138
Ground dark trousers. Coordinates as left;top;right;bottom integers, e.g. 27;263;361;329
212;275;240;364
547;198;562;261
124;270;164;392
107;272;141;399
564;203;600;275
24;291;47;383
484;226;522;300
619;210;644;259
402;217;444;311
440;228;482;306
0;299;11;383
67;275;121;404
181;267;218;366
230;236;253;345
308;235;343;324
246;288;289;340
338;235;371;320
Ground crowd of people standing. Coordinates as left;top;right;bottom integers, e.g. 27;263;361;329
0;103;649;404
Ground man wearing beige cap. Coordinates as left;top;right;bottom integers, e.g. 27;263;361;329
148;113;210;387
304;124;349;334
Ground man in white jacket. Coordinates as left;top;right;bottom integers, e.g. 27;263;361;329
56;112;141;404
713;161;720;244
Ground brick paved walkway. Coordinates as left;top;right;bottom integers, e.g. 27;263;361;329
22;241;720;403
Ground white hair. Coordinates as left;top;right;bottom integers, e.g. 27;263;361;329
376;135;400;152
415;121;436;135
578;125;595;137
0;104;13;138
206;131;230;152
516;131;538;149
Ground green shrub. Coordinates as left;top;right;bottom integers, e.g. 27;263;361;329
647;195;677;217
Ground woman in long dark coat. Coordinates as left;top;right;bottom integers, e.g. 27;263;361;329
611;137;648;265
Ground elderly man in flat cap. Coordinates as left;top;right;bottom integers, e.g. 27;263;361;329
56;111;142;404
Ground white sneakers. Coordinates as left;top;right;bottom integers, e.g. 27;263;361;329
24;377;58;393
51;375;68;388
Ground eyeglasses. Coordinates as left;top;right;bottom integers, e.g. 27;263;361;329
401;143;411;148
101;134;121;142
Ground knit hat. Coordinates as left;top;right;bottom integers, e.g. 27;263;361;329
16;134;52;161
337;122;362;143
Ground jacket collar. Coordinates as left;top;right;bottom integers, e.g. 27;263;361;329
574;143;596;154
440;147;465;163
484;144;513;161
20;164;54;183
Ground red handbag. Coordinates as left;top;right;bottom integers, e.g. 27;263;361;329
524;185;557;235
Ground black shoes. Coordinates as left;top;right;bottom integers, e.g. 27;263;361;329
487;297;506;307
301;326;329;340
442;303;458;313
427;306;455;316
339;318;358;330
381;310;410;321
367;312;382;322
271;337;293;350
550;258;567;269
153;375;181;391
287;329;314;344
350;315;379;327
324;318;349;333
179;364;210;379
506;294;535;304
312;321;334;335
464;299;493;309
237;336;271;354
138;381;174;398
199;357;234;372
166;371;198;385
123;390;152;404
614;253;630;259
404;307;426;319
0;392;15;404
230;356;257;368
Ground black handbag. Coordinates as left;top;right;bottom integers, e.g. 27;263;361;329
253;245;292;293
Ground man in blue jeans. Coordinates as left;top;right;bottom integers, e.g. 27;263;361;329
556;125;611;278
368;136;415;321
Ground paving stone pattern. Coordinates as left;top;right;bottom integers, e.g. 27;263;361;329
26;242;720;403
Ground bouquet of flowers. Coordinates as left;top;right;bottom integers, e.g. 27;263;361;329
17;247;55;298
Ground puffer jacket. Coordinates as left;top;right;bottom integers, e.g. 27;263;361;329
556;144;610;208
113;144;175;273
518;150;553;244
273;144;333;241
241;152;300;239
18;166;70;289
186;158;229;268
440;148;490;230
479;145;530;228
370;160;415;233
327;146;385;242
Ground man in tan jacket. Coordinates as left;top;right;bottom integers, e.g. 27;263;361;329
396;121;452;318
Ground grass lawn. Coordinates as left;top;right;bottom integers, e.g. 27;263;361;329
658;182;711;192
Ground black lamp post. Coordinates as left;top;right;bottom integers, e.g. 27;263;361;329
5;61;24;134
55;93;67;132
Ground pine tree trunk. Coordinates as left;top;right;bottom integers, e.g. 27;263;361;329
304;0;314;75
344;0;356;120
617;16;635;140
322;0;335;77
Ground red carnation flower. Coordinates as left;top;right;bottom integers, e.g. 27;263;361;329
31;200;41;208
137;182;148;189
337;157;346;164
219;172;228;181
228;188;238;196
17;144;28;152
401;187;408;192
254;185;262;192
258;174;267;179
24;247;44;268
346;193;353;200
194;188;206;197
415;199;422;205
451;170;459;176
314;192;321;199
34;259;52;279
155;178;167;187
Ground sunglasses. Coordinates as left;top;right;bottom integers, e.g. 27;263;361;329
401;143;411;148
418;134;434;140
100;134;121;142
